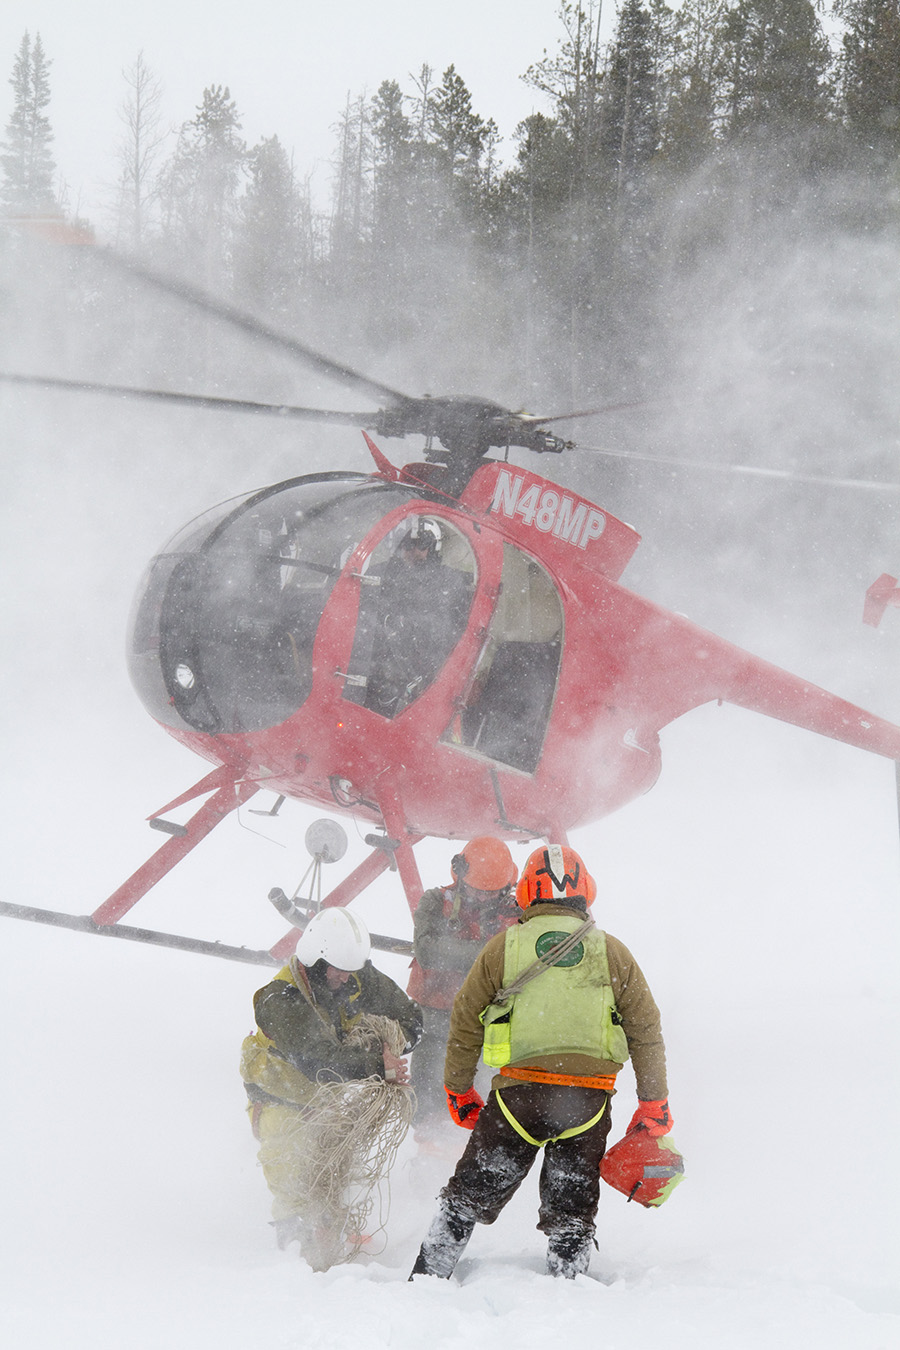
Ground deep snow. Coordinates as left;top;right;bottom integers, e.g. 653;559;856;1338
1;705;898;1348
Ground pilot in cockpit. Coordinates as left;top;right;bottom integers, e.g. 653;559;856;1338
360;519;472;717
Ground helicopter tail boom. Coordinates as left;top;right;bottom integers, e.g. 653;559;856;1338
721;654;900;762
638;608;900;763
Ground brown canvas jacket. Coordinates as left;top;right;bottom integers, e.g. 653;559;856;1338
250;959;423;1090
443;902;668;1101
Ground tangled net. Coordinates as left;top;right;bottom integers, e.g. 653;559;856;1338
285;1013;416;1271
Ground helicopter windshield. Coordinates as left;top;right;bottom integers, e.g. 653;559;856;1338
128;474;413;734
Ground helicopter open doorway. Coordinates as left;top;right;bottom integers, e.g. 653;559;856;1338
447;545;564;774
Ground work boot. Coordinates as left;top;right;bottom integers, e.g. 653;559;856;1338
409;1199;476;1279
545;1229;594;1278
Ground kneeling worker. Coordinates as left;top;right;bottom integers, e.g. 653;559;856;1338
241;907;423;1254
410;845;673;1280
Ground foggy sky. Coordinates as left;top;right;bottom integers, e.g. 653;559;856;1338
0;0;577;226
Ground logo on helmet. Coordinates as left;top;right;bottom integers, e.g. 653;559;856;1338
516;844;597;909
535;845;582;898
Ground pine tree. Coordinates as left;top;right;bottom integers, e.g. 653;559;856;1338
837;0;900;153
429;64;487;188
409;63;438;144
602;0;663;195
399;63;492;235
370;79;415;260
719;0;832;137
495;112;575;390
1;31;56;215
235;134;313;314
158;84;246;287
330;91;371;261
404;64;446;239
661;0;729;165
523;1;606;189
510;113;573;210
371;78;413;201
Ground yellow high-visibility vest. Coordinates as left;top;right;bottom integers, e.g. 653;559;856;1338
481;917;629;1069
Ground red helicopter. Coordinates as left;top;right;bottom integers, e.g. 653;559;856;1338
1;240;898;967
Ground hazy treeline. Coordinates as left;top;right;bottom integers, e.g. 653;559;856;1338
2;4;898;488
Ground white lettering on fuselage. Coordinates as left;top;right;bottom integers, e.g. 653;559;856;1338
489;471;606;550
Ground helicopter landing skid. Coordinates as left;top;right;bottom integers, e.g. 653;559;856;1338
0;901;412;965
0;769;421;966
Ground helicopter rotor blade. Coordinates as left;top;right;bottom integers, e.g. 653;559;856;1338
81;244;412;409
520;398;672;426
577;442;900;493
0;369;571;460
0;371;379;427
12;233;573;462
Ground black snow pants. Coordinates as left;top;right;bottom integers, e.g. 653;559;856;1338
441;1082;613;1243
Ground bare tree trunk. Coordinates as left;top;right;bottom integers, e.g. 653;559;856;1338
116;52;165;249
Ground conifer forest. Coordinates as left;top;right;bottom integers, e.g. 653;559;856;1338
1;2;898;640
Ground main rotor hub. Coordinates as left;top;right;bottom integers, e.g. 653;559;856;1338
374;395;569;473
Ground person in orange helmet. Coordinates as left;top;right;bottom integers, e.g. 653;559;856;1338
407;837;519;1137
410;844;672;1280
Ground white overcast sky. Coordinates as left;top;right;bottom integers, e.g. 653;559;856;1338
0;0;612;224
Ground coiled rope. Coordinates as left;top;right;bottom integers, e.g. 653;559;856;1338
283;1013;416;1270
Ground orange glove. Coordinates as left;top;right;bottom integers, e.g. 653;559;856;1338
627;1099;673;1137
445;1085;484;1129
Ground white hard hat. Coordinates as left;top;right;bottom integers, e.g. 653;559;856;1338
295;908;371;971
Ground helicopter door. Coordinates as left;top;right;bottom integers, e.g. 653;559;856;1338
446;544;563;774
342;515;476;718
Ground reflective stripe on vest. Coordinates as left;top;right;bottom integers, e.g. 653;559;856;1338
485;917;629;1068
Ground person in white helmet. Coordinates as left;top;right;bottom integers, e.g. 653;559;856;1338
240;907;423;1249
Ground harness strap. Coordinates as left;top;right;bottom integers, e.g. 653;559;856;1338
499;1065;617;1091
495;1088;608;1148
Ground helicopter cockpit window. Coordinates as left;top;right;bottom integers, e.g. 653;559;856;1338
129;476;412;734
342;516;476;719
444;544;563;774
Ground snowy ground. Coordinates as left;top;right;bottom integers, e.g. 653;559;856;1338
1;704;898;1349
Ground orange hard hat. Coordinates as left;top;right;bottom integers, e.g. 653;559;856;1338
515;844;597;910
451;837;517;891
